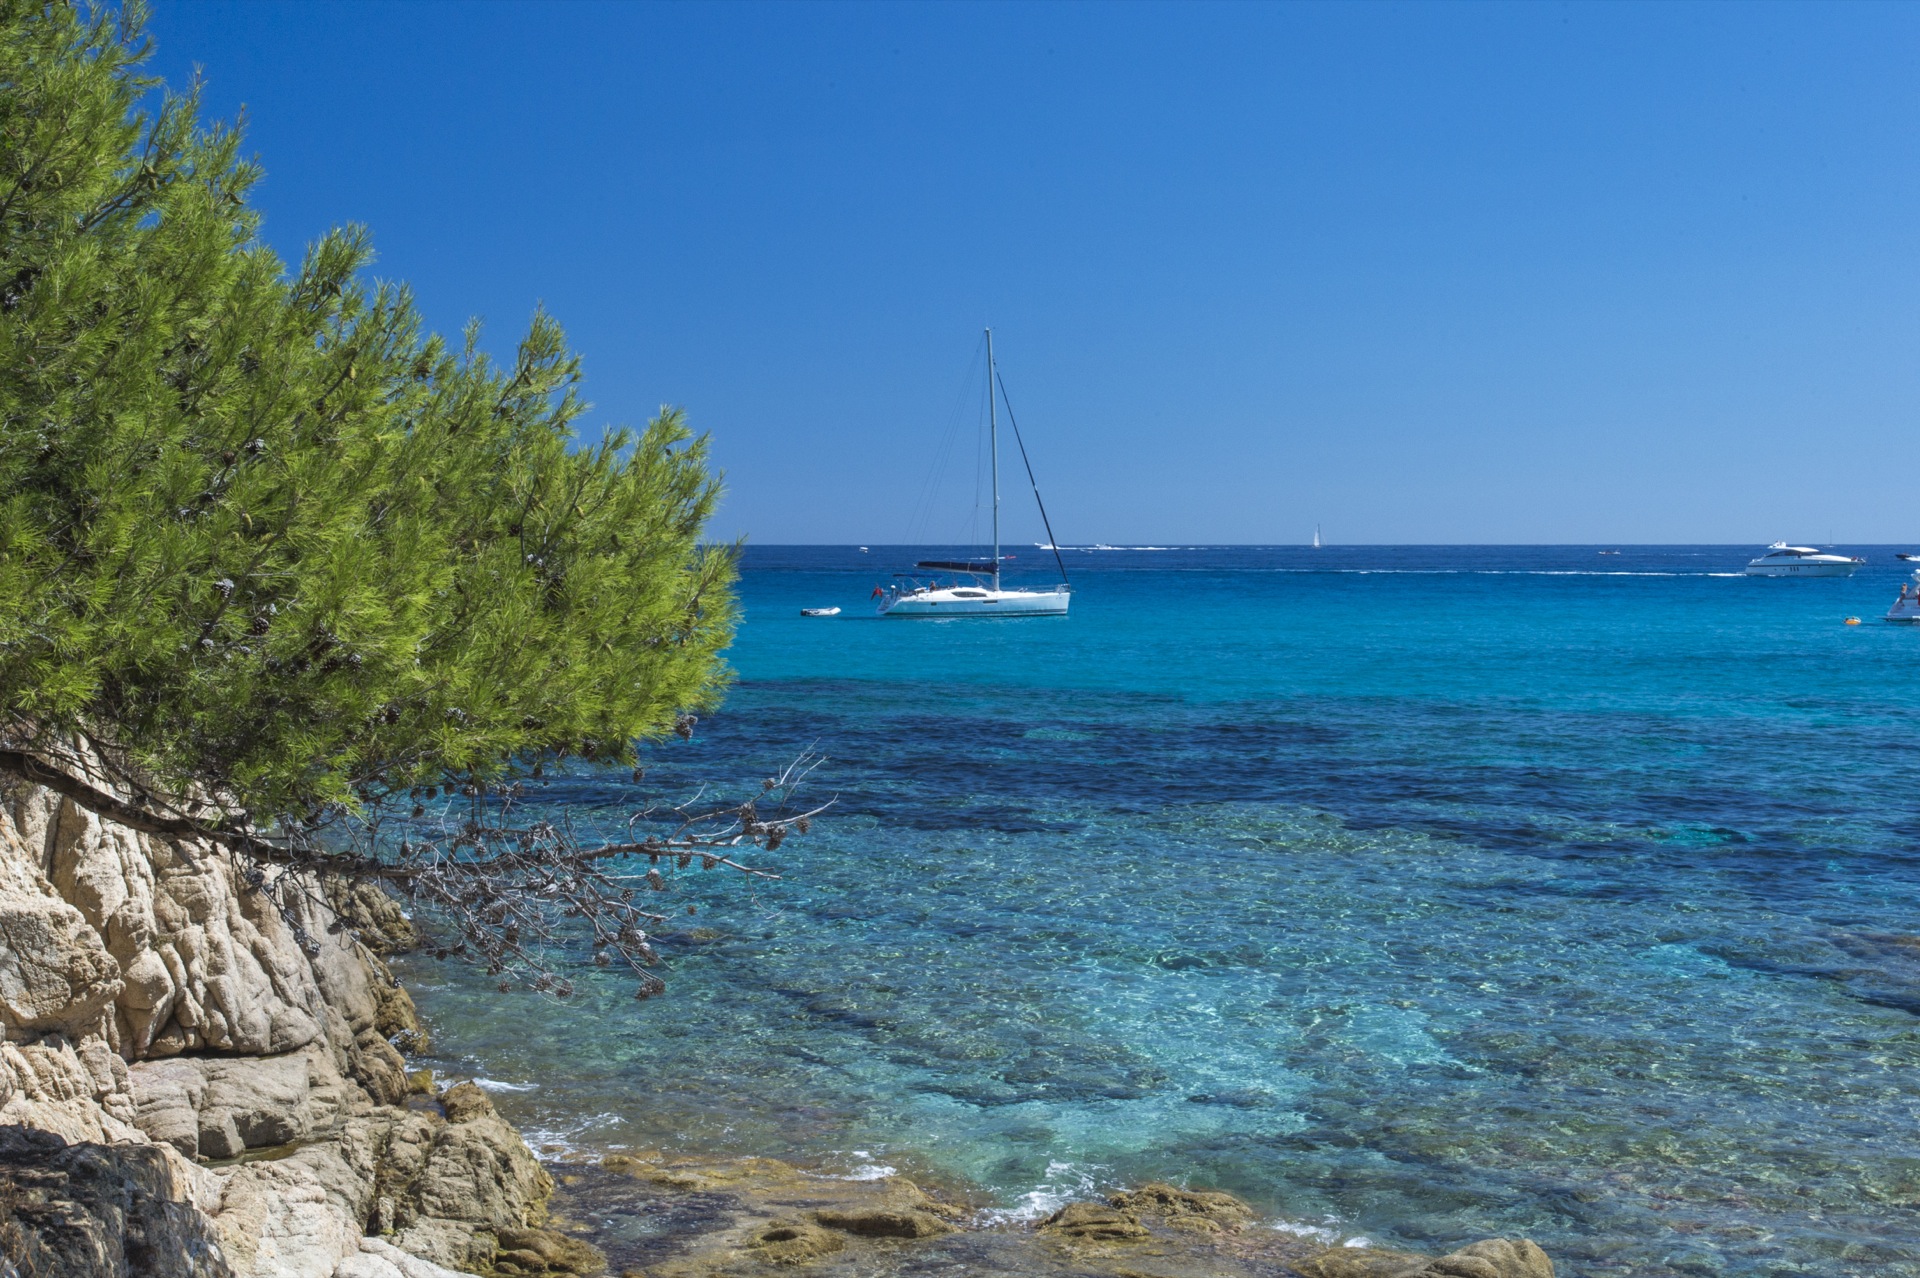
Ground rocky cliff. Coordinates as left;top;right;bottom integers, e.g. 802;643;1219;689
0;778;580;1278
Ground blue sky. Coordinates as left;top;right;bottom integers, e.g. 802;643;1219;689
150;1;1920;545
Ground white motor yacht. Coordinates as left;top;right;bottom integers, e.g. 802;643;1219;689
878;330;1072;618
1889;572;1920;623
1743;543;1864;577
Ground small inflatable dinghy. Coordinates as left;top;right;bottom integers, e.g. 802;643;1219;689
800;607;841;617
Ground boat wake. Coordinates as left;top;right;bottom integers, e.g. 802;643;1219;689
1038;543;1185;551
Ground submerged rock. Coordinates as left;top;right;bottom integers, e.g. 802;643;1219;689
0;764;1571;1278
1290;1237;1554;1278
577;1156;1290;1273
812;1205;955;1238
1290;1249;1436;1278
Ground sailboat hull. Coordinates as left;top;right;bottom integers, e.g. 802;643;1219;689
879;587;1070;617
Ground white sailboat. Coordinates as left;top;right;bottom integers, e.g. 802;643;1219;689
1312;525;1321;549
878;330;1072;618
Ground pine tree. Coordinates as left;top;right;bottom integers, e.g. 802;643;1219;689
0;2;786;993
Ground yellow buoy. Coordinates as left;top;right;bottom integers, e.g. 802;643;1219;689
1844;616;1862;625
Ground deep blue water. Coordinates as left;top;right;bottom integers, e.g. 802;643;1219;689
406;546;1920;1277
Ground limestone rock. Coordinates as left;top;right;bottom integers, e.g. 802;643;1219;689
1109;1181;1256;1233
0;858;124;1036
341;1236;479;1278
0;1035;148;1146
746;1218;847;1265
373;1109;441;1207
130;1044;352;1159
389;1217;492;1273
438;1081;496;1125
373;976;427;1054
211;1118;388;1278
1037;1200;1151;1241
885;1177;966;1221
348;1024;412;1106
410;1110;551;1229
0;785;398;1080
0;1124;230;1278
12;784;418;1088
127;1056;207;1156
321;876;419;956
371;1096;553;1273
491;1226;604;1275
315;877;426;1053
1428;1239;1554;1278
199;1108;247;1160
0;777;558;1278
213;1152;366;1278
334;1253;411;1278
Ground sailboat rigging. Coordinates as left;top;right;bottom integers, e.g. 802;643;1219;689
877;330;1073;617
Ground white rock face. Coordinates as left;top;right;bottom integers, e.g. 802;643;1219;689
0;1034;144;1145
31;787;338;1061
0;795;124;1039
213;1120;385;1278
340;1237;473;1278
0;780;515;1278
128;1043;351;1160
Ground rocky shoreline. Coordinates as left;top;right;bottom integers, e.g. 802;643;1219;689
0;781;1557;1278
537;1150;1556;1278
0;780;586;1278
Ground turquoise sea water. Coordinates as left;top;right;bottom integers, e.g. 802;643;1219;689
405;546;1920;1278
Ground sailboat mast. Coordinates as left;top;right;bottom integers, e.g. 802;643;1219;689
986;327;1000;590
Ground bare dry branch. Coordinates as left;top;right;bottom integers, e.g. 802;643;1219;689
0;730;828;999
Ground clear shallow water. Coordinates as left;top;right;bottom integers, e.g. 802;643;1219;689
405;546;1920;1277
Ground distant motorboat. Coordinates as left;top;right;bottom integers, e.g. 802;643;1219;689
878;330;1072;619
1744;543;1863;577
800;607;841;617
1598;550;1621;556
1899;553;1920;562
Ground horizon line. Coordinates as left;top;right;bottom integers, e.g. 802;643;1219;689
722;540;1911;548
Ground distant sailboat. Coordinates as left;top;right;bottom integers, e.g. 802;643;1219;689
877;330;1072;618
1312;525;1322;549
